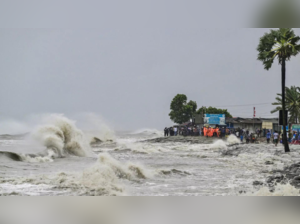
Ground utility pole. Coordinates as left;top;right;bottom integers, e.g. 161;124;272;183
253;107;255;130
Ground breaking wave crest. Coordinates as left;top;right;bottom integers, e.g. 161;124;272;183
0;150;56;163
2;153;152;195
98;153;151;179
209;135;241;150
32;115;91;158
209;140;227;150
227;135;241;145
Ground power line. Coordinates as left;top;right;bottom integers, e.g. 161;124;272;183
211;103;271;108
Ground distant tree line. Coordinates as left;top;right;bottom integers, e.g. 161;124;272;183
168;94;233;124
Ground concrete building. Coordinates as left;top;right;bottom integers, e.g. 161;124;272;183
226;117;280;131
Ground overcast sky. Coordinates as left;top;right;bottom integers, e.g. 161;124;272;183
1;1;300;132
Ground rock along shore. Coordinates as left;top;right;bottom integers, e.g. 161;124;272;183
254;162;300;191
142;136;218;144
143;135;268;144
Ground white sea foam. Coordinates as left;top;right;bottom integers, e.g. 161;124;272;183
247;183;300;196
227;135;241;144
209;140;228;150
98;153;152;179
32;114;92;158
1;153;152;196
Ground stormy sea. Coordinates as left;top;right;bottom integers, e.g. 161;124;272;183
1;114;300;196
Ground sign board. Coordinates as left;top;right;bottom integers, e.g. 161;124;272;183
204;114;225;125
262;122;273;129
292;124;300;129
292;124;300;131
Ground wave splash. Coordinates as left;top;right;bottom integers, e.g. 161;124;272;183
209;135;241;150
1;153;151;196
33;114;91;158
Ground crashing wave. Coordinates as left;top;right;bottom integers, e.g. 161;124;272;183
1;153;152;195
227;135;241;145
98;153;151;179
32;115;91;158
209;135;241;151
209;140;228;150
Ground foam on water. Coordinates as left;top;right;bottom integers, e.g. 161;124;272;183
0;152;154;196
32;114;92;158
3;121;300;196
247;183;300;196
98;153;152;179
209;140;227;150
227;135;241;145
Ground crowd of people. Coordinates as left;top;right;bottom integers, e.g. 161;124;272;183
164;125;300;146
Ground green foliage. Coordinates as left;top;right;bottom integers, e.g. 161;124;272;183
271;86;300;123
257;28;300;70
257;28;300;152
187;100;197;112
196;106;232;118
169;94;197;124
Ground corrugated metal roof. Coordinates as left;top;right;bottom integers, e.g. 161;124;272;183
226;117;279;124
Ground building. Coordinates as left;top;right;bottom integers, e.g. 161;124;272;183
226;117;280;131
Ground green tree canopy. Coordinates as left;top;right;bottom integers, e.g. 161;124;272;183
257;28;300;153
196;106;232;118
169;94;197;124
271;86;300;124
257;28;300;70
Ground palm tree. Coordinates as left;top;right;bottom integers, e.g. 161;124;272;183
271;86;300;124
257;28;300;153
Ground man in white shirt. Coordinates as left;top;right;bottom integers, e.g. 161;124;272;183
174;127;178;136
273;131;279;147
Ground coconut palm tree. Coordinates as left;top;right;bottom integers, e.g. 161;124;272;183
271;86;300;124
257;28;300;153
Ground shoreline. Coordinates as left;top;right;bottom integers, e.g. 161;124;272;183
142;135;268;144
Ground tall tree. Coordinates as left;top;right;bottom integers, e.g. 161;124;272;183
271;86;300;124
196;106;233;118
169;94;196;124
257;28;300;153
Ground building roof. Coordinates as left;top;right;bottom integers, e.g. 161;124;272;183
226;117;278;124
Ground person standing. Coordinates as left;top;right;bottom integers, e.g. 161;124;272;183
273;131;279;147
206;127;210;138
266;130;271;144
164;127;169;137
221;127;225;138
174;126;178;136
240;133;244;142
246;133;250;144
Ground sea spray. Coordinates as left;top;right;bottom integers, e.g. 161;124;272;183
1;153;151;196
32;114;92;157
74;113;116;143
227;135;241;145
209;140;227;150
98;153;151;179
